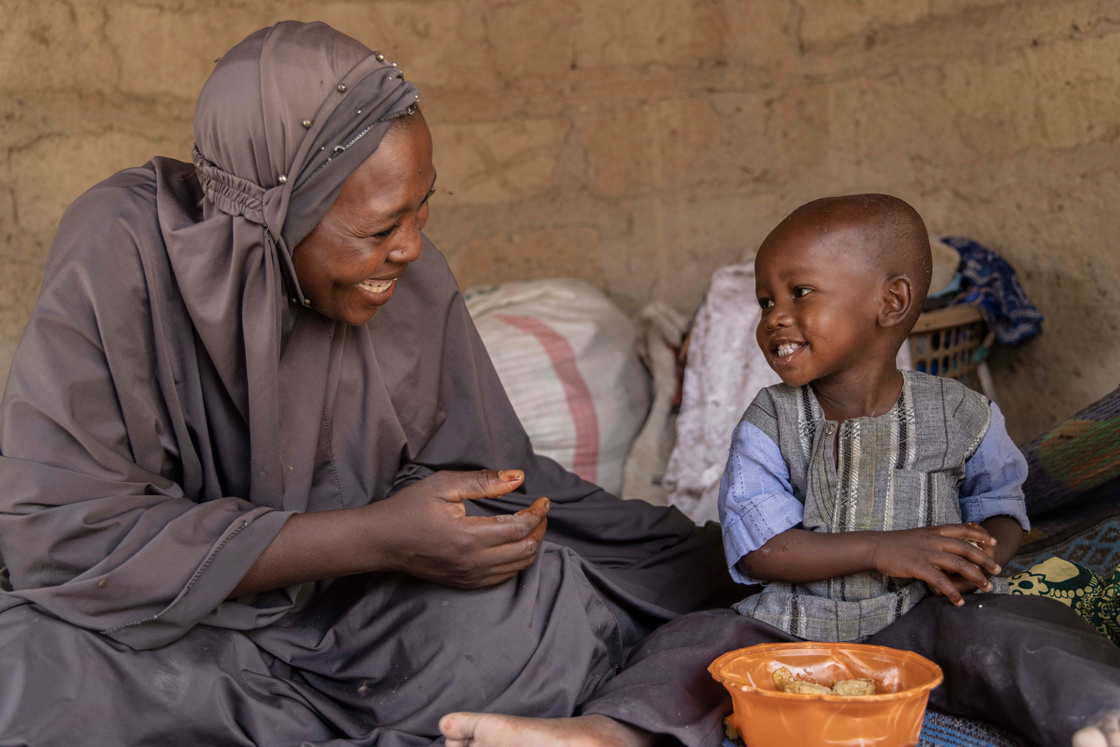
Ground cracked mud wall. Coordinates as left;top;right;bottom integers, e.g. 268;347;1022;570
2;0;1119;443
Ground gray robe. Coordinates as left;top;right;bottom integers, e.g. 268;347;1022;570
0;22;734;746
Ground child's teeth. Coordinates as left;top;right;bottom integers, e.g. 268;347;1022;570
778;343;800;357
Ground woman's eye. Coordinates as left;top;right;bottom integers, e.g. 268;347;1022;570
793;287;813;298
758;298;773;310
371;226;396;240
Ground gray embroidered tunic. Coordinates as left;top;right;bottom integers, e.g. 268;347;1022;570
732;371;1008;642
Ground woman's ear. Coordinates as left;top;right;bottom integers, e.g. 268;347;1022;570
879;274;913;329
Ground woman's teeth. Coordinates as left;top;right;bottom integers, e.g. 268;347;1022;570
777;342;802;358
358;278;395;294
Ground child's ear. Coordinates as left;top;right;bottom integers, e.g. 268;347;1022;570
879;275;913;328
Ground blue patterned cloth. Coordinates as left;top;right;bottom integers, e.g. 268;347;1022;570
720;710;1033;747
940;237;1043;345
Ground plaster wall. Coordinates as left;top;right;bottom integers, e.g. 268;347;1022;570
2;0;1119;442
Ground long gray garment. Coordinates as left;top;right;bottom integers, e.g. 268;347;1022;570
0;22;737;745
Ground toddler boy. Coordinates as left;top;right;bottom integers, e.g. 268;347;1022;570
721;193;1026;641
715;194;1119;746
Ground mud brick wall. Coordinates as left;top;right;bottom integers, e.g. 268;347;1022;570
3;0;1119;442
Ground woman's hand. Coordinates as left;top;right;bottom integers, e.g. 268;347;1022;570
870;523;1000;606
372;469;550;589
230;469;549;598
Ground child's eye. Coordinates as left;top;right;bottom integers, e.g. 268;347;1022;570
793;287;813;299
758;298;773;310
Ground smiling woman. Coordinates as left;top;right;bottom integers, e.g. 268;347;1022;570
292;114;436;326
0;21;735;746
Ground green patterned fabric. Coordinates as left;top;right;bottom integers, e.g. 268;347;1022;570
1009;557;1120;643
1020;385;1120;516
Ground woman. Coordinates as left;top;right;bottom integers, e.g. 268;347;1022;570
0;22;735;745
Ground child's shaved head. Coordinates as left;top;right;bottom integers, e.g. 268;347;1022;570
771;194;932;324
754;193;933;395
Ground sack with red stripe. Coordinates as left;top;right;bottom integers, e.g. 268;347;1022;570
464;279;651;497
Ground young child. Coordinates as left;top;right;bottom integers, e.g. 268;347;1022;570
721;192;1025;641
717;193;1119;746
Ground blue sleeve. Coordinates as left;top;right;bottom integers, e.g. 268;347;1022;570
960;402;1030;532
717;421;804;585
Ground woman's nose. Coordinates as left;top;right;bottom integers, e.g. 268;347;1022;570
389;224;424;264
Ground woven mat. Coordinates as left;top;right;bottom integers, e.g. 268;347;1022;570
719;709;1032;747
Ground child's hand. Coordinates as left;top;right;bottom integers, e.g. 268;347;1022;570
932;522;998;598
870;523;1000;606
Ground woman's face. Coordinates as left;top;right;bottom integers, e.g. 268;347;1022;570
293;112;436;325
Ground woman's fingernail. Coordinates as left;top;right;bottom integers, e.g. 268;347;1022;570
498;470;523;482
543;498;551;510
993;565;1001;574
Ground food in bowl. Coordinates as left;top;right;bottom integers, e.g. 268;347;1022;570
831;678;877;696
710;642;943;747
771;665;878;695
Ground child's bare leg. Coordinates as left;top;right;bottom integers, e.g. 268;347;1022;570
440;713;653;747
1072;711;1120;747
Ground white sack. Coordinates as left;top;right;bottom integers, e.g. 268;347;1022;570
464;279;651;497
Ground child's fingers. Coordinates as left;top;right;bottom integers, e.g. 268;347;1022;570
940;522;995;546
948;537;1001;575
923;568;965;606
934;551;993;593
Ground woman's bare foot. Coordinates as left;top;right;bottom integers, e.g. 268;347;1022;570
439;713;654;747
1073;711;1120;747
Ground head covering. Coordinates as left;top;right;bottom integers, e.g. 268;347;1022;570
161;21;421;514
189;20;421;302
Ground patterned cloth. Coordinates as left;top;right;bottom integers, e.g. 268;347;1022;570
1008;511;1120;579
721;710;1033;747
1009;557;1120;643
940;237;1043;346
731;372;1008;642
1017;385;1120;518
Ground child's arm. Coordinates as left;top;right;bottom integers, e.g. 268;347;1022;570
742;523;1001;606
718;420;806;586
938;403;1029;596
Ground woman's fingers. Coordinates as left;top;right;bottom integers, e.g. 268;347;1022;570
463;497;550;547
436;469;526;502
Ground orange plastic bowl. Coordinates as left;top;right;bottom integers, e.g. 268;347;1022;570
709;642;943;747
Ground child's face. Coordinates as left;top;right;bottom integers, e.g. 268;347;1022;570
754;224;886;388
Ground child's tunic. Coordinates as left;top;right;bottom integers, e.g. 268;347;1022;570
724;371;1029;642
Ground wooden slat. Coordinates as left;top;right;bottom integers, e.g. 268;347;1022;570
910;304;983;334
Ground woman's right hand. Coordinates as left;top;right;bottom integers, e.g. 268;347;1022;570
370;469;550;589
869;523;1001;606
